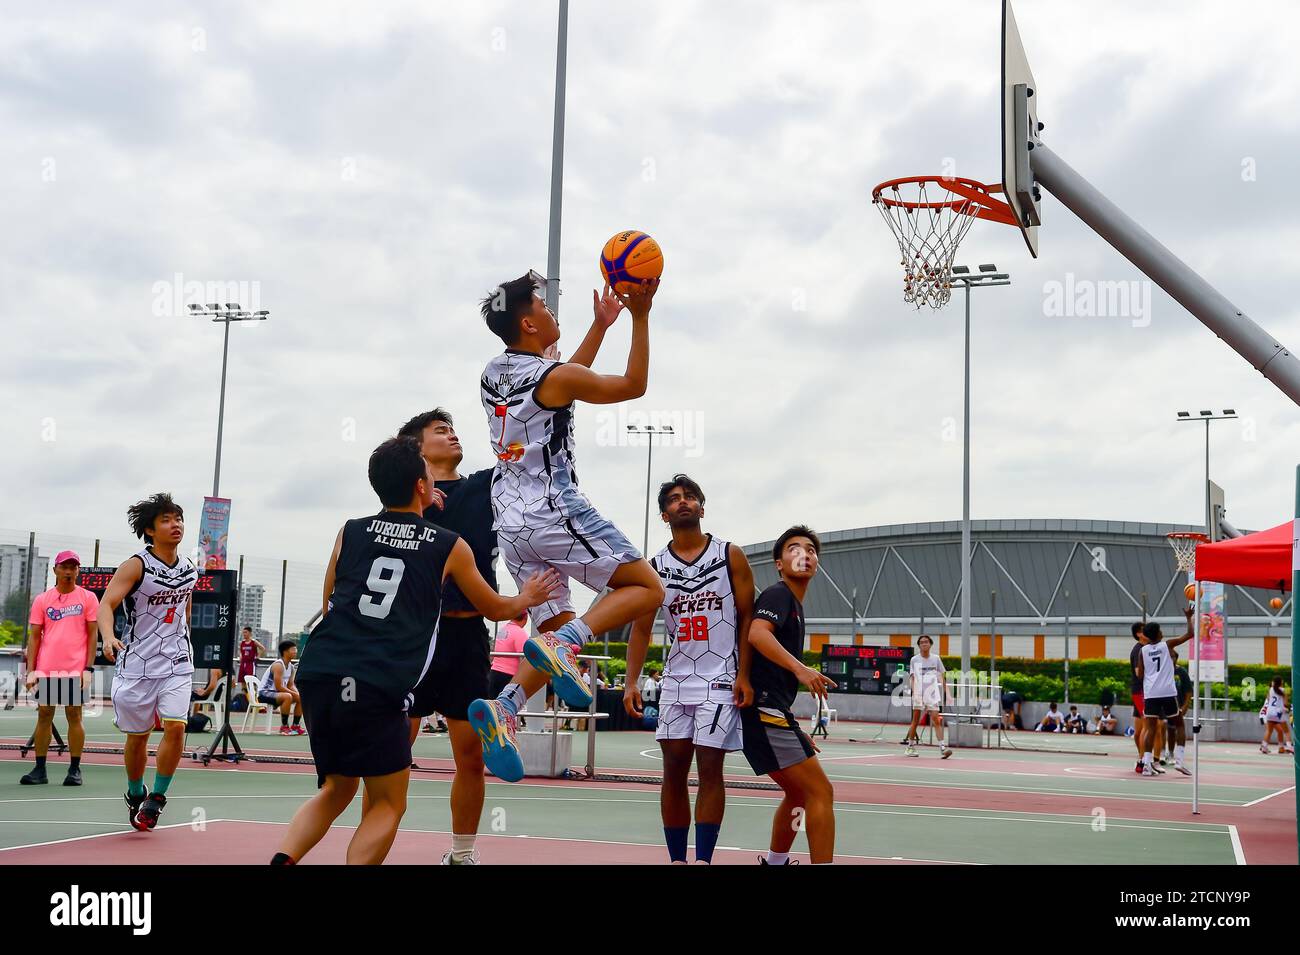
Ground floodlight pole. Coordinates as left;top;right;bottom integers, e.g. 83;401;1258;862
949;268;1011;692
1030;143;1300;407
192;306;270;498
544;0;569;315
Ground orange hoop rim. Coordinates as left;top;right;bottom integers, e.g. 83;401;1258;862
872;175;1020;227
1166;532;1211;543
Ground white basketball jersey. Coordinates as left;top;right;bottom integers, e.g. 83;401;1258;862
1141;642;1176;699
1265;686;1285;714
652;536;738;705
911;653;945;703
480;350;589;531
119;548;197;679
259;660;295;696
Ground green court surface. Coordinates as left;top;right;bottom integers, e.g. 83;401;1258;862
1;705;1293;865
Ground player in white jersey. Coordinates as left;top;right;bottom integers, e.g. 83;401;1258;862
98;493;197;830
468;271;665;784
1135;611;1193;777
1260;676;1293;754
625;475;755;864
902;635;952;758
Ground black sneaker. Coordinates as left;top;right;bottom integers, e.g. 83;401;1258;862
758;856;799;865
20;766;48;785
132;792;167;831
125;790;148;827
63;766;83;787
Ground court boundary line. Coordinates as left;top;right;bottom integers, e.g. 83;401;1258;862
1228;825;1246;864
1241;785;1295;808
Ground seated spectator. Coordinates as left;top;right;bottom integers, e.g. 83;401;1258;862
1001;689;1024;730
1064;705;1087;734
258;640;304;736
1093;704;1118;735
1036;701;1065;732
191;668;223;703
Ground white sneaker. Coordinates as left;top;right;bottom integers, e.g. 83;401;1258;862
440;850;479;865
905;746;919;758
1141;764;1155;776
1260;743;1271;754
1174;763;1191;775
940;746;952;759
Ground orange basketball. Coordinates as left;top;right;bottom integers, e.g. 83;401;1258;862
599;230;663;294
1184;583;1197;601
1270;597;1284;611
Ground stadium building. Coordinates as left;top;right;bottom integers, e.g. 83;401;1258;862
733;519;1292;665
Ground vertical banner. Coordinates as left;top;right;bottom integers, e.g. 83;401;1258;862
1193;572;1226;683
198;497;231;571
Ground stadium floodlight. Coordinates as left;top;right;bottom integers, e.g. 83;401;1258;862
189;302;273;497
1175;410;1238;536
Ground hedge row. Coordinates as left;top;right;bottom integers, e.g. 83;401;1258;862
583;642;1291;710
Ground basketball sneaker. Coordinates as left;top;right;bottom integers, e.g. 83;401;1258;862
441;850;480;865
468;698;525;783
133;792;167;831
940;745;953;759
523;633;592;709
1141;764;1155;777
1174;763;1191;776
1260;743;1270;754
124;790;147;826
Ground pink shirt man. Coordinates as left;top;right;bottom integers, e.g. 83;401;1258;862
29;584;99;676
491;619;529;678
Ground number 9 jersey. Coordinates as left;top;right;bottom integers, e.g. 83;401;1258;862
297;511;460;709
651;535;739;706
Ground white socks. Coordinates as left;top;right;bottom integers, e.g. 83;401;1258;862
451;833;477;862
766;851;790;866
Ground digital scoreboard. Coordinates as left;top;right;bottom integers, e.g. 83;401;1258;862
819;645;914;695
78;566;238;670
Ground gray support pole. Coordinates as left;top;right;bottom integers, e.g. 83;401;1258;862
1192;575;1201;814
544;0;569;315
278;559;287;639
1031;143;1300;406
93;538;100;566
960;282;972;703
989;590;998;688
1063;589;1071;704
586;670;597;777
20;532;36;655
214;318;231;498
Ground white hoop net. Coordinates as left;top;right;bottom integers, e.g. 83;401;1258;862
1166;533;1208;573
874;180;984;309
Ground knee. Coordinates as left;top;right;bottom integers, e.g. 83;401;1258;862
65;708;83;725
453;740;485;775
36;706;55;722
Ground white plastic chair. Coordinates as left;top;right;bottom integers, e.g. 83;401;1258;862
191;677;225;726
240;675;275;734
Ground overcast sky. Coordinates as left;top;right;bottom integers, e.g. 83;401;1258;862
3;0;1298;620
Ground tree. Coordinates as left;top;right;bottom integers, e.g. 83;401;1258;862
2;589;31;627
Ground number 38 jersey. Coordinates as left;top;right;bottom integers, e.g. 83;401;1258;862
652;535;739;706
298;511;459;708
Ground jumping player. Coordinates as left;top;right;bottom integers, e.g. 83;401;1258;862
744;526;837;865
468;272;665;782
1135;608;1193;777
624;474;756;865
97;493;197;831
902;635;952;758
272;437;558;865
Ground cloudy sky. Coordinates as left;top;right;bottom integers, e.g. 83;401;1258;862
3;0;1298;620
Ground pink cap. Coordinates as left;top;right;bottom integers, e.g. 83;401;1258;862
54;550;81;567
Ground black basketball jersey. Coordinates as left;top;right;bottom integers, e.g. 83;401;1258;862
750;581;806;712
297;510;460;708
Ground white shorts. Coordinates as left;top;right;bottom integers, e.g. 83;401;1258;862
911;683;944;711
498;501;640;625
111;672;193;734
655;700;743;751
1264;709;1287;724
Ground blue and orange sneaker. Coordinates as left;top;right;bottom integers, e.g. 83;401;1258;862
467;699;525;783
524;633;592;709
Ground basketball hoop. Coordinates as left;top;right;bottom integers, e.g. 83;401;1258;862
1166;532;1210;574
872;176;1020;309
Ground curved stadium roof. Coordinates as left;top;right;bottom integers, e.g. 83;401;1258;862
741;519;1292;625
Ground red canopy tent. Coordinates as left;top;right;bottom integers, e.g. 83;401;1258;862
1194;518;1296;592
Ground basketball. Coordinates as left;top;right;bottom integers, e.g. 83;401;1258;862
1184;583;1197;600
599;230;663;294
1270;597;1284;610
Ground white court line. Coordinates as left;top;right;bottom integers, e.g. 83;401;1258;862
1228;825;1246;865
1241;785;1296;808
0;819;204;853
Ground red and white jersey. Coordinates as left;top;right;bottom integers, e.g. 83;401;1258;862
652;536;738;706
480;350;589;531
119;548;196;679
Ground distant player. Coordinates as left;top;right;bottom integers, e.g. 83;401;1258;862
258;640;303;736
744;526;837;865
624;474;756;865
1261;676;1293;754
1135;609;1193;777
1129;622;1147;774
97;493;197;831
903;635;952;758
468;272;665;783
272;437;558;865
1164;647;1192;774
236;626;265;691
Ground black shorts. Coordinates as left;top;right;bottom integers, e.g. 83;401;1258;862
299;679;411;787
34;677;85;708
1143;695;1179;719
407;615;491;721
489;668;514;699
740;706;815;777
